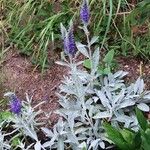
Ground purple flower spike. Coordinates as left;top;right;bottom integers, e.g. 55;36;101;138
61;22;76;56
67;27;76;56
80;0;90;25
10;96;22;115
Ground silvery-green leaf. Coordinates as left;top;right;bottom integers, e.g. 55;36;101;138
93;111;111;119
4;92;15;97
99;141;105;149
119;100;135;109
78;141;87;149
89;139;101;149
139;78;144;94
60;51;68;62
134;79;139;93
85;98;93;106
75;127;88;135
92;96;99;103
114;89;125;104
134;77;144;94
137;103;150;112
41;128;54;137
42;134;57;148
68;112;79;130
143;93;150;99
104;88;112;101
96;91;111;109
42;141;52;148
21;123;38;141
74;122;83;127
89;105;94;117
82;24;89;34
60;23;67;39
34;141;41;150
92;47;100;74
114;71;128;78
90;36;99;45
76;135;87;141
76;42;89;57
114;115;133;128
76;61;84;66
114;71;123;78
65;133;79;144
57;137;64;150
78;26;84;30
55;61;69;67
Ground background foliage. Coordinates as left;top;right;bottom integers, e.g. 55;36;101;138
1;0;150;69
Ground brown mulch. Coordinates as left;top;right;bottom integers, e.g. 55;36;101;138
117;56;150;89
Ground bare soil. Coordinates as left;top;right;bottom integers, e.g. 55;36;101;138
117;56;150;89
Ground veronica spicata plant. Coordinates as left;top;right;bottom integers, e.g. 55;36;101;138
40;1;150;150
2;1;150;149
3;92;45;150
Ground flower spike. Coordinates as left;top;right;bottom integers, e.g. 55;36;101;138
80;0;90;25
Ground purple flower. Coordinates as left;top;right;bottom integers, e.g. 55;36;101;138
10;96;22;115
67;28;76;55
63;25;76;56
80;0;90;24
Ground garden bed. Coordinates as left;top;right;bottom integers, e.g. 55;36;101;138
0;0;150;149
0;47;150;122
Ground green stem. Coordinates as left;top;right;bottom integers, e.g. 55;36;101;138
101;0;113;49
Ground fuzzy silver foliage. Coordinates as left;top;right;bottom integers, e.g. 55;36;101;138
0;124;11;150
42;25;150;150
2;20;150;150
3;93;45;150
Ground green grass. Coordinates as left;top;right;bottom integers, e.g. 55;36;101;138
6;0;76;70
1;0;150;71
111;0;150;60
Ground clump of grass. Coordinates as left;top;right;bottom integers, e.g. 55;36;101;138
2;0;150;71
0;0;11;65
6;0;77;70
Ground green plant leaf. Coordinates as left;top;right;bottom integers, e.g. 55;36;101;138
120;129;134;145
120;129;142;150
103;67;111;74
11;137;20;147
136;108;147;131
103;50;114;64
141;128;150;150
133;131;142;149
97;66;103;74
0;111;12;121
83;59;91;69
103;122;129;150
97;66;111;75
